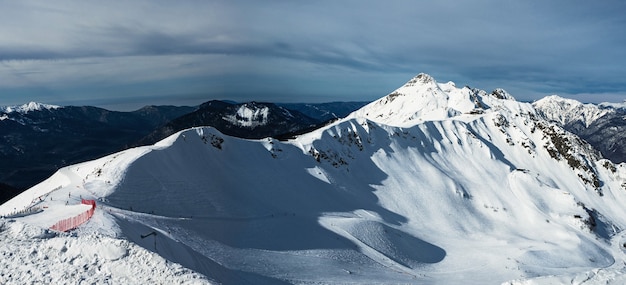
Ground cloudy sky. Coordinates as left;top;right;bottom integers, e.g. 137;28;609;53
0;1;625;110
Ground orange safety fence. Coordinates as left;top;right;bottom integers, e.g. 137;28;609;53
50;199;97;232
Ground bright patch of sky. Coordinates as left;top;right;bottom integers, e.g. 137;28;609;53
0;0;625;110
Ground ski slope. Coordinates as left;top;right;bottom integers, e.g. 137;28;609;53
2;74;626;284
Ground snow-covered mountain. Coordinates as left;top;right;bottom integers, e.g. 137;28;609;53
1;102;61;114
533;95;612;127
2;74;626;284
0;104;195;193
0;100;361;201
534;95;626;163
137;100;321;145
351;73;522;126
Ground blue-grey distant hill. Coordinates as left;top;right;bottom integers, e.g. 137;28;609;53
0;104;194;197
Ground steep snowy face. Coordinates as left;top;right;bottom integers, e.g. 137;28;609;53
1;102;61;114
222;103;271;127
533;95;612;127
350;73;526;127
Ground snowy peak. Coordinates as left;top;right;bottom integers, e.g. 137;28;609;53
403;73;436;86
533;95;611;127
491;88;515;100
350;73;530;127
538;97;626;164
1;102;61;114
351;73;467;126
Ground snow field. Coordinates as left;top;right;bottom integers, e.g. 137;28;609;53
0;219;212;285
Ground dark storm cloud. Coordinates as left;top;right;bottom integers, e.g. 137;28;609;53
0;0;624;108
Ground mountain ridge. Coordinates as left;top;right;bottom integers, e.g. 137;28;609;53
0;100;369;202
0;104;195;193
2;73;625;284
534;95;613;127
1;101;61;114
534;95;626;163
134;100;322;146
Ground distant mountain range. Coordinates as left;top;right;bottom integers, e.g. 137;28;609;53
534;96;626;163
2;74;625;284
0;100;367;203
138;101;317;146
277;101;369;122
1;94;624;204
0;104;194;191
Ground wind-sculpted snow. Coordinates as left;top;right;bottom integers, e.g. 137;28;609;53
2;73;626;284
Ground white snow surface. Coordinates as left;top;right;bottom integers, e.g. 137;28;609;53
222;104;270;127
0;220;211;285
1;101;61;114
533;95;612;127
349;73;527;127
2;74;626;284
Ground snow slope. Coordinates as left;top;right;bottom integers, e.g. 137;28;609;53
0;219;211;284
2;74;626;284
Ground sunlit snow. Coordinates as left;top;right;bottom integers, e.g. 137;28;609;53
534;95;612;127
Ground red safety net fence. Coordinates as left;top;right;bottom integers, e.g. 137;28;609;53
50;199;96;232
